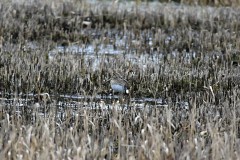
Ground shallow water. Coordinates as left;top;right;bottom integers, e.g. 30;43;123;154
0;36;194;111
0;91;188;113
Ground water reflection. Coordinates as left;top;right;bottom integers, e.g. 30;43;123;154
0;92;188;112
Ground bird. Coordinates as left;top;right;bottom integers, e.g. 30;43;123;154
109;68;139;94
110;78;129;94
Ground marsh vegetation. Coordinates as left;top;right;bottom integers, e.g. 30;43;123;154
0;0;240;159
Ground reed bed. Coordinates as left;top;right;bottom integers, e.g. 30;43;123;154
0;0;240;159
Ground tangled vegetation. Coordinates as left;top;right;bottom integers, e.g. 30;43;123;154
0;0;240;159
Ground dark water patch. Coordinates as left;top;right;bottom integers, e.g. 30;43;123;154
0;92;189;112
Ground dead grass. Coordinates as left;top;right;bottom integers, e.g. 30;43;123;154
0;96;239;159
0;0;239;159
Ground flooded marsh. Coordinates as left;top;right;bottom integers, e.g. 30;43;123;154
0;0;240;159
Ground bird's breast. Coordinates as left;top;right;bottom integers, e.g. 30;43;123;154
111;83;126;93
